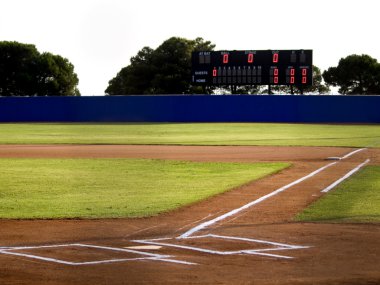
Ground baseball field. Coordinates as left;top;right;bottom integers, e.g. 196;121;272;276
0;123;379;284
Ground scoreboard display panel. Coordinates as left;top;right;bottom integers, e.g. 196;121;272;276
191;50;313;86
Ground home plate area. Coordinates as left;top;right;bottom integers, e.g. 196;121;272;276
0;235;310;266
133;234;311;261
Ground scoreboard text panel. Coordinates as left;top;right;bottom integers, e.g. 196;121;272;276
191;50;313;86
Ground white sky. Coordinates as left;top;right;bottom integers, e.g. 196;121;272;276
0;0;379;95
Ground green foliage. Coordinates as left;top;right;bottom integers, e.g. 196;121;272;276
38;52;80;96
105;37;215;95
0;41;80;96
308;65;331;94
323;54;380;95
105;47;154;95
151;37;196;94
0;158;288;218
296;166;380;222
0;123;380;147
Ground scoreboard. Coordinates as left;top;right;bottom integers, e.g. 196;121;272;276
191;50;313;86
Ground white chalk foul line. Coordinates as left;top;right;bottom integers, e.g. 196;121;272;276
321;159;370;193
179;161;338;238
341;148;366;160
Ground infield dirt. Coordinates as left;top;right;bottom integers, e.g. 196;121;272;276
0;145;379;285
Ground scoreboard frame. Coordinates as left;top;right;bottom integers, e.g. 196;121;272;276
191;50;313;88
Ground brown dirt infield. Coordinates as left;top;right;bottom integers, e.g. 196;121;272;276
0;145;379;285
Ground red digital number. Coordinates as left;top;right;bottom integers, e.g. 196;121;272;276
302;68;307;76
247;53;254;63
212;68;217;77
273;53;279;63
274;77;278;84
223;54;229;64
290;68;295;76
302;77;307;84
274;68;278;76
290;77;295;84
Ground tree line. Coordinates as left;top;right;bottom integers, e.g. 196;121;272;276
1;39;380;96
0;41;80;96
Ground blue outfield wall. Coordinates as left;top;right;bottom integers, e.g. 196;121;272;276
0;95;379;123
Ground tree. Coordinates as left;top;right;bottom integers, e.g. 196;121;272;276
323;54;380;95
105;37;215;95
37;52;80;96
0;41;39;96
0;41;80;96
150;37;195;94
105;47;155;95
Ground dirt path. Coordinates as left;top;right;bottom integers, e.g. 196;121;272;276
0;145;379;285
0;144;362;161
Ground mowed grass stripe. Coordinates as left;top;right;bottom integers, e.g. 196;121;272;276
0;158;289;219
0;123;380;147
296;166;380;223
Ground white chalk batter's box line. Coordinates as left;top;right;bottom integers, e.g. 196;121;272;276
133;234;311;260
0;243;195;266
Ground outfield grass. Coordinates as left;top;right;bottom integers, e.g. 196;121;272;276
296;166;380;223
0;158;288;219
0;123;379;147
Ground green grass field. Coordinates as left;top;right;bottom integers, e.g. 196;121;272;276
0;123;380;147
296;166;380;223
1;122;379;221
0;158;288;219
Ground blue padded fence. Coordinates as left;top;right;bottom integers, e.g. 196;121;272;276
0;95;379;123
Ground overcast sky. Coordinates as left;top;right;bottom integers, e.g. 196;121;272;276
1;0;379;95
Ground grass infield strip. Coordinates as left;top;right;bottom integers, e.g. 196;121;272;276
0;123;380;147
296;166;380;223
0;158;289;219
